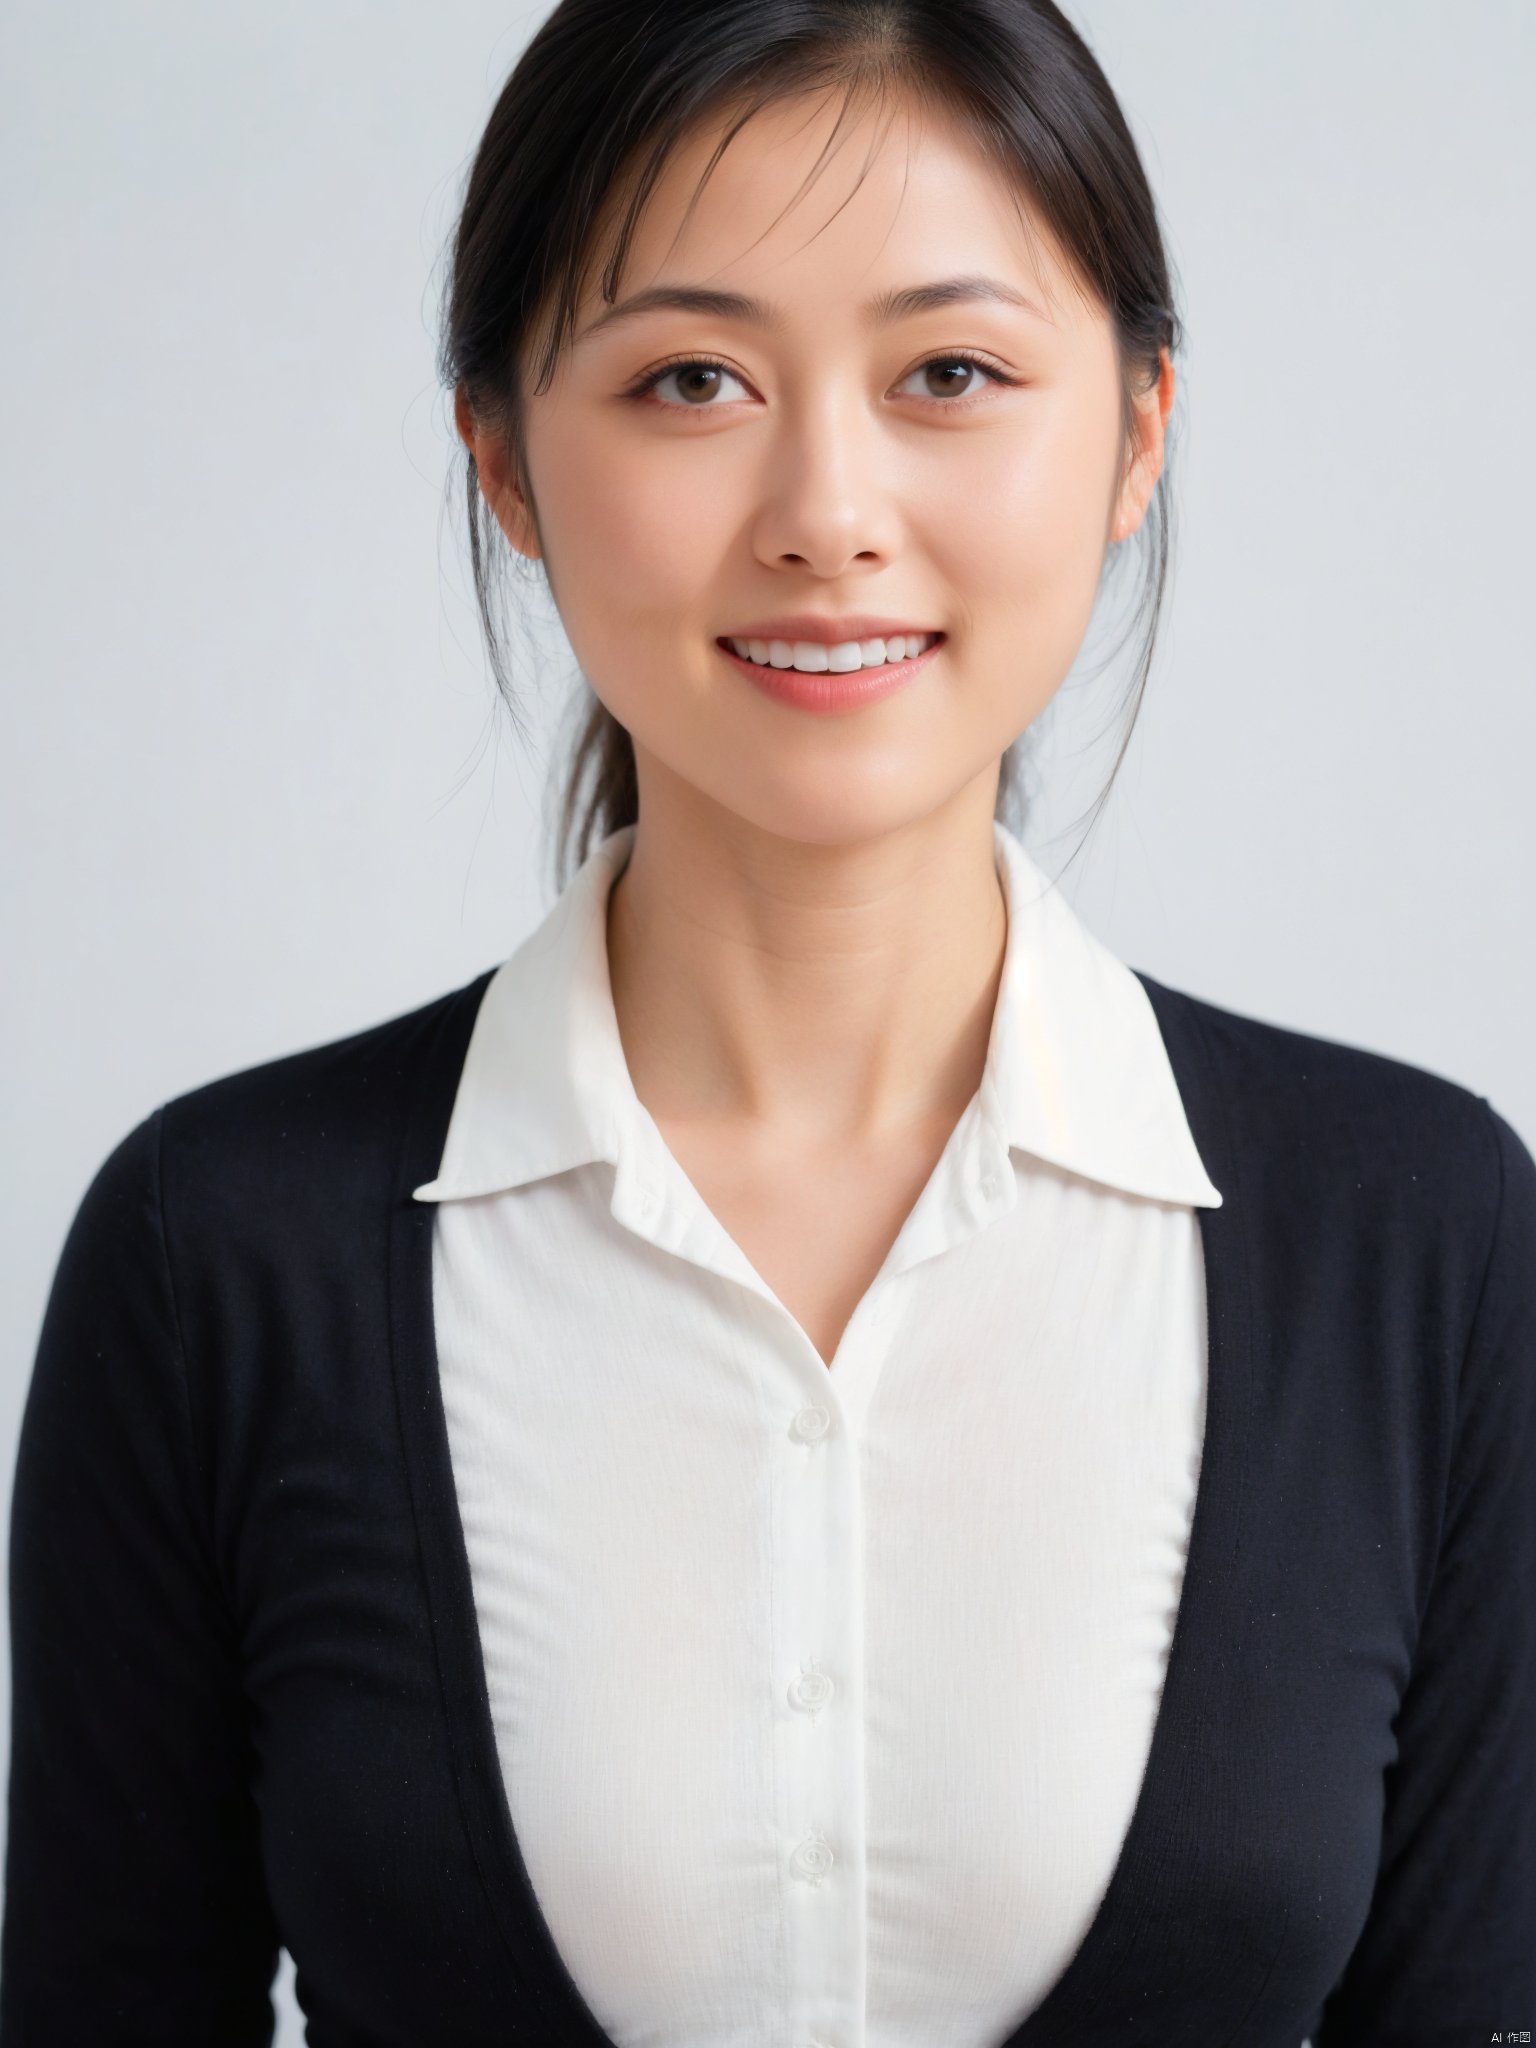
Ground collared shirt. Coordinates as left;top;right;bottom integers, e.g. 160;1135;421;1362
411;818;1225;2048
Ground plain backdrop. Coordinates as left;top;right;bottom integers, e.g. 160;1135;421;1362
2;3;1531;2039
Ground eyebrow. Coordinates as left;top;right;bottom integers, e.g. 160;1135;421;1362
575;273;1051;342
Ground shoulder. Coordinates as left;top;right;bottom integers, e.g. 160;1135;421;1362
141;968;495;1250
1134;967;1526;1278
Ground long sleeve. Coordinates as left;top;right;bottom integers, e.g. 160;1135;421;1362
0;1107;280;2045
1314;1098;1536;2042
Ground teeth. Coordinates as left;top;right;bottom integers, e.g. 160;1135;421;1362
727;633;936;672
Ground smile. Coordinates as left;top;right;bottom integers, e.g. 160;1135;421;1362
719;631;943;674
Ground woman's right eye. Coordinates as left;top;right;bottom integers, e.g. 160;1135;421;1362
628;357;752;407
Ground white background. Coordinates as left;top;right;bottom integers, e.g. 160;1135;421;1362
2;3;1531;2037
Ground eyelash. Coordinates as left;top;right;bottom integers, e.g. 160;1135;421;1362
622;350;1019;413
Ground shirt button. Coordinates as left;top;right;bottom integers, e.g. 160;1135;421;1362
790;1405;831;1444
639;1184;659;1216
788;1664;835;1714
789;1828;834;1886
980;1172;1000;1197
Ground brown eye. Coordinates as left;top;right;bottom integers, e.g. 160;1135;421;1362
925;360;979;398
672;365;724;404
894;353;1012;406
632;358;751;407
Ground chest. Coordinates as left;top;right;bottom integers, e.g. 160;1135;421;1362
650;1116;959;1366
231;1168;1415;2047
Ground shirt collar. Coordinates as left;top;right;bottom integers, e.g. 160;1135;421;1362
412;820;1223;1209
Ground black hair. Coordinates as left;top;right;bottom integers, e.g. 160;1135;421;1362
437;0;1183;891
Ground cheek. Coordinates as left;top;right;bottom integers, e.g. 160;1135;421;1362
530;424;733;704
929;402;1117;617
528;423;741;737
917;398;1119;718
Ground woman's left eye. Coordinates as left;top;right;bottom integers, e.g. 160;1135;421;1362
893;354;1014;405
626;352;1015;409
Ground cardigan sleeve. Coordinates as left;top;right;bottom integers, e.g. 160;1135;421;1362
0;1107;280;2046
1314;1098;1536;2043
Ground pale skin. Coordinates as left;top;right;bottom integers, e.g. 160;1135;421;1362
457;87;1173;1367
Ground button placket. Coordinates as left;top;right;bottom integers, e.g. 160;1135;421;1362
776;1356;854;2038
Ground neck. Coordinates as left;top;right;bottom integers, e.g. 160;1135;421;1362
603;761;1010;1152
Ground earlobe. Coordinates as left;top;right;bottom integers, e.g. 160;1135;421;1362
1110;490;1142;546
501;492;542;563
490;468;541;564
493;440;537;556
1110;451;1152;545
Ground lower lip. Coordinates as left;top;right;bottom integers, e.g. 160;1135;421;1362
717;636;943;714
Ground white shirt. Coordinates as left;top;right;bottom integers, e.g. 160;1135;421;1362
412;818;1224;2048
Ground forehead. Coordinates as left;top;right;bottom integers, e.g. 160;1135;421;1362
578;85;1091;333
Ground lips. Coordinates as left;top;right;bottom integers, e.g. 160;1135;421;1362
717;629;941;714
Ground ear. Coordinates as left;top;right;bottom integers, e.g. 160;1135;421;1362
1108;347;1175;545
454;383;542;562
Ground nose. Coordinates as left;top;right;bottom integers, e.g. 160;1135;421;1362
747;388;906;578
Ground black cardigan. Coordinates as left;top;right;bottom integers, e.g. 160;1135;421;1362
2;965;1532;2047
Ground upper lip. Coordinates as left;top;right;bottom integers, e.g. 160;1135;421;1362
718;615;943;645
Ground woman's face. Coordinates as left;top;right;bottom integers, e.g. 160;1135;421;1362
466;88;1170;848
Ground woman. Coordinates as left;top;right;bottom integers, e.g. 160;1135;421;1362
3;2;1531;2043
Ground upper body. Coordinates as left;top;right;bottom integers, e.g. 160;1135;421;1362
2;816;1532;2044
411;816;1225;2046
